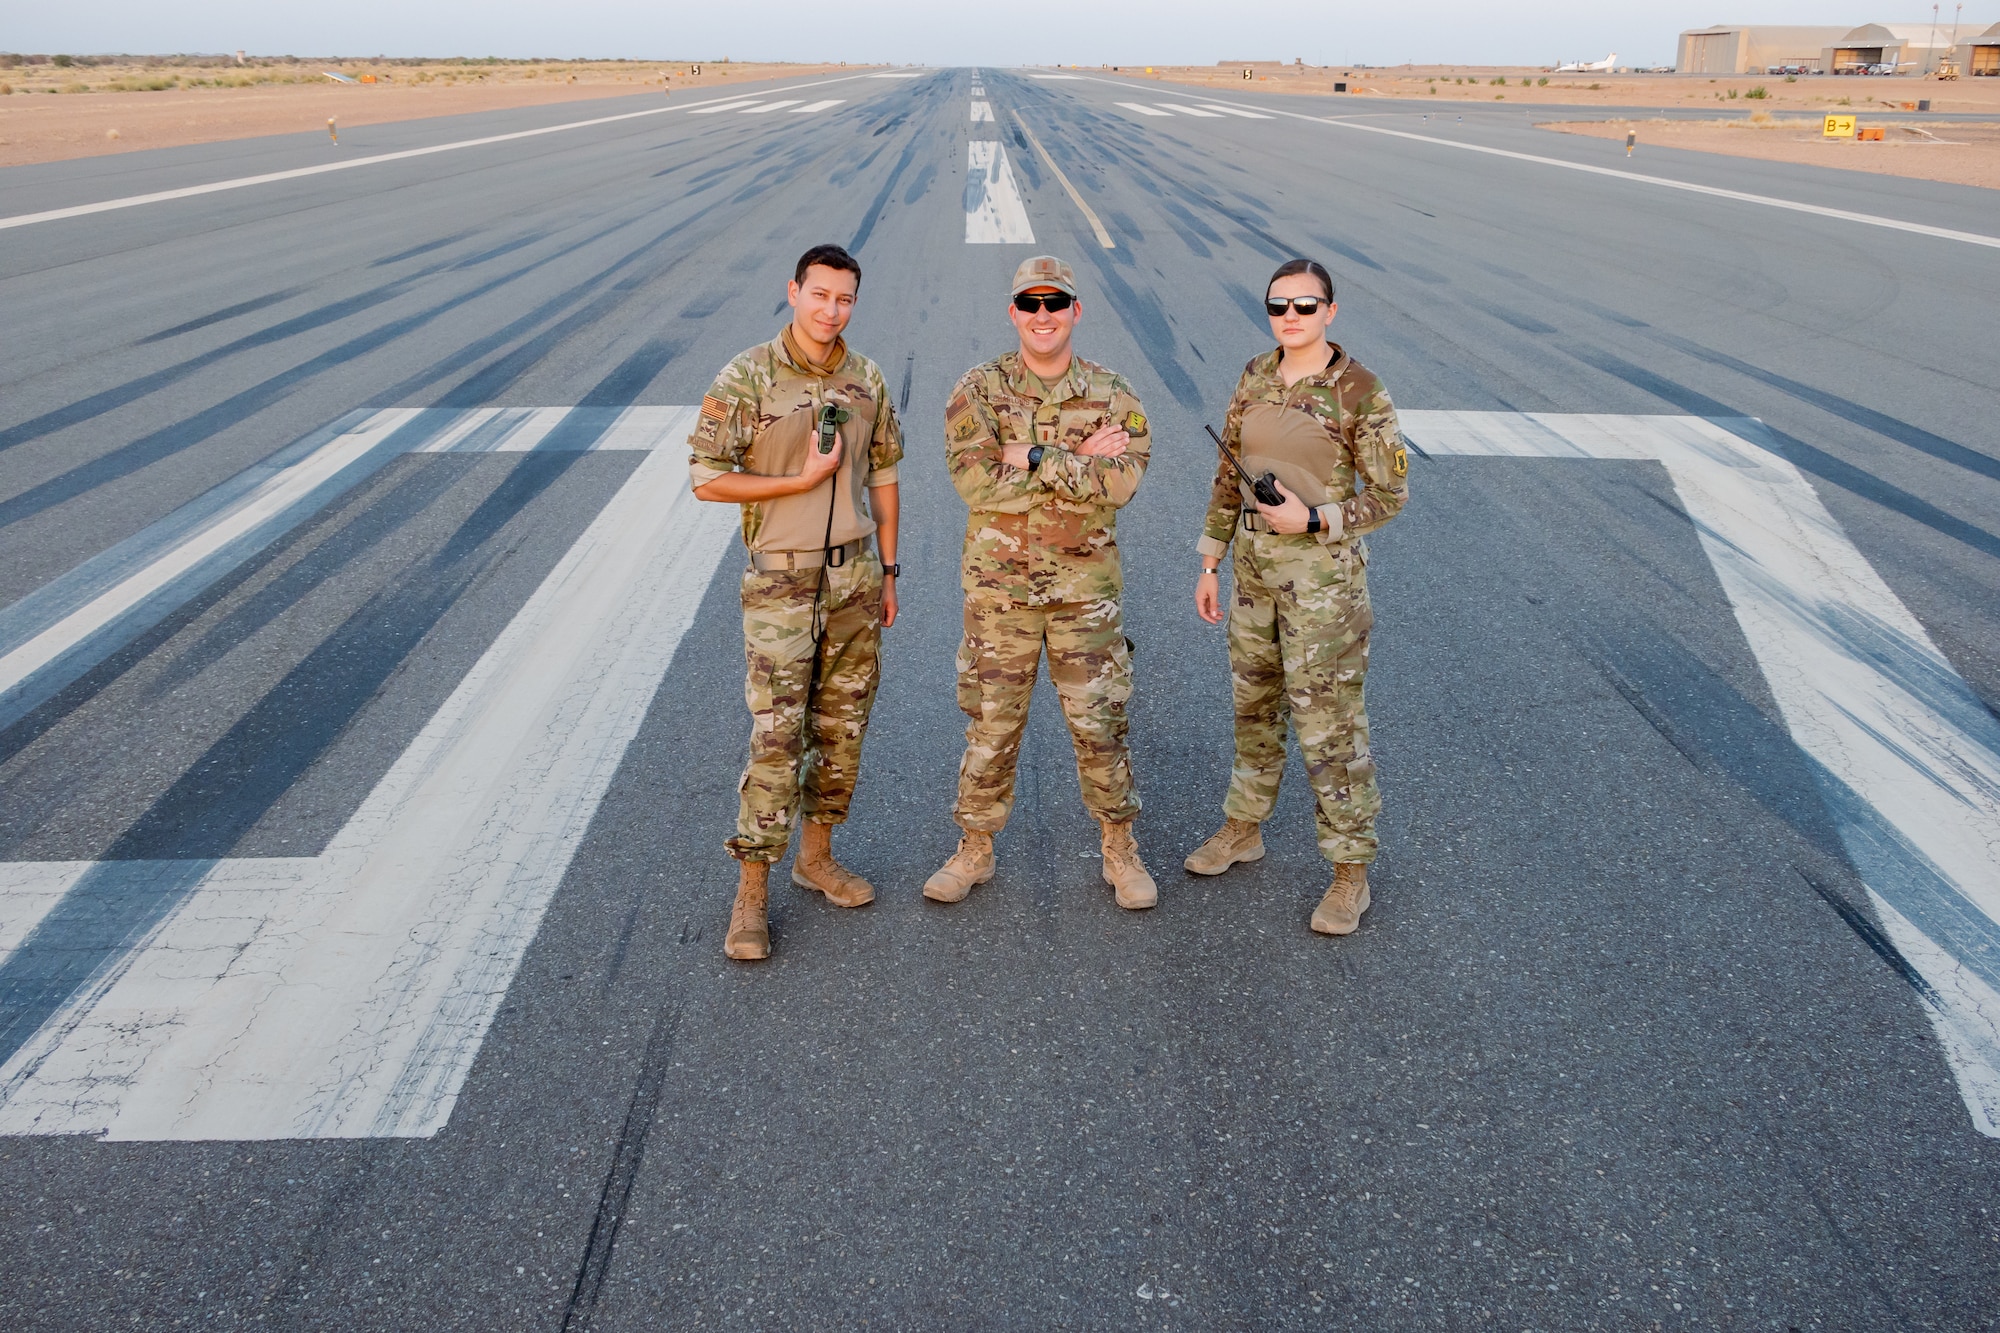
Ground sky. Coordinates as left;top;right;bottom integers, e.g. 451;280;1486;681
8;1;1997;70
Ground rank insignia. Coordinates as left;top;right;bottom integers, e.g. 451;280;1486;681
1125;410;1147;434
1392;446;1409;477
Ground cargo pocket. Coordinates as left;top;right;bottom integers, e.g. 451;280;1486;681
1345;752;1376;785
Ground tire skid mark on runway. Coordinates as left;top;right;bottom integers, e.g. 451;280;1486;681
0;408;691;741
0;406;737;1139
1406;410;2000;1137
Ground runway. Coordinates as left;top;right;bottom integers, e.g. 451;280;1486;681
2;67;1997;1328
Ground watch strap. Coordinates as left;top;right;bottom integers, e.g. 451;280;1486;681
881;563;901;577
1026;444;1046;470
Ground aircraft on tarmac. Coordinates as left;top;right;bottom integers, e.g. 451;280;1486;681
1554;53;1619;73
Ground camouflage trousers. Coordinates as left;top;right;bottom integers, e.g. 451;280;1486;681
953;594;1139;831
1224;530;1380;864
728;551;883;862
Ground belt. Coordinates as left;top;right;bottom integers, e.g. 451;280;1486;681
749;536;869;573
1240;510;1272;533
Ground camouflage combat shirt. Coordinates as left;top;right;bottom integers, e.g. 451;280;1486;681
689;328;903;553
945;351;1151;605
1198;343;1409;561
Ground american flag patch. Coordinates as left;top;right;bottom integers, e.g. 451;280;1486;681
700;395;729;420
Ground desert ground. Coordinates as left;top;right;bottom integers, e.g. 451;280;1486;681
1120;63;2000;189
1544;116;2000;190
0;57;862;167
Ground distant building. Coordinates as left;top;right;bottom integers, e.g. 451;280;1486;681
1954;20;2000;75
1823;22;1960;74
1676;25;1851;74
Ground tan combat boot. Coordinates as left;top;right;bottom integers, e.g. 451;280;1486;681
1310;862;1371;936
1100;819;1158;910
1183;817;1265;876
792;820;875;907
724;859;771;961
922;829;996;903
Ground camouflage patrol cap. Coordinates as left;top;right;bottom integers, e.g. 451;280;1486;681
1010;255;1078;298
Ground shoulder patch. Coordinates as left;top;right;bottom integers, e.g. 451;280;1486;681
1124;410;1147;435
1392;446;1409;477
700;395;729;421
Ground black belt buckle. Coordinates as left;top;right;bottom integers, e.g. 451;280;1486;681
827;543;847;569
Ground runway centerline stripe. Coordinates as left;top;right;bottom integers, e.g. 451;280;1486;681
970;101;995;123
739;100;803;115
1403;410;2000;1138
1064;75;2000;250
1010;111;1114;251
964;140;1035;245
1159;103;1225;118
1115;102;1172;117
0;406;692;737
0;406;738;1139
0;72;887;232
788;100;846;114
1199;103;1274;119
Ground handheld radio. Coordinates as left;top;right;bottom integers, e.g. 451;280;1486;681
1205;424;1283;507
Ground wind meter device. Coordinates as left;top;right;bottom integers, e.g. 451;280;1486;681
1205;424;1283;507
815;403;840;454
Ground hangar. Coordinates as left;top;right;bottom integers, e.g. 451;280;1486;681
1956;20;2000;75
1823;22;1959;74
1676;25;1851;74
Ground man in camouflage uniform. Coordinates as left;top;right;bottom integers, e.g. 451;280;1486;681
690;243;903;962
924;255;1157;910
1188;260;1409;935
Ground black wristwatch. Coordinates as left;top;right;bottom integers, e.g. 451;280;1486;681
882;563;901;577
1305;507;1322;535
1026;444;1046;470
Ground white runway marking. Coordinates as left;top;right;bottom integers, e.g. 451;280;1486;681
1158;103;1225;118
869;71;927;79
1030;74;1082;80
789;100;845;114
964;140;1035;244
1403;411;2000;1137
1116;102;1172;117
688;99;763;114
0;76;886;232
970;101;994;123
739;100;802;114
0;407;739;1139
1010;111;1114;251
1069;75;2000;251
1198;102;1273;119
0;406;690;741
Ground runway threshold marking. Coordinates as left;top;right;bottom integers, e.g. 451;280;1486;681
964;139;1035;244
0;72;888;232
1403;410;2000;1137
0;406;684;735
0;406;739;1139
1062;75;2000;251
1010;111;1115;250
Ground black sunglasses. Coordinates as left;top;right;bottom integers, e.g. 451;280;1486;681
1013;292;1075;314
1265;296;1325;316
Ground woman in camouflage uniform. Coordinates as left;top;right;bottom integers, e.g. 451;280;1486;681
1186;259;1411;935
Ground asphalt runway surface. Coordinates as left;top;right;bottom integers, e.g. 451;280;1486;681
2;68;1998;1330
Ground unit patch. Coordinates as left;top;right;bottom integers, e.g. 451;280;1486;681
1125;410;1147;435
1392;446;1409;477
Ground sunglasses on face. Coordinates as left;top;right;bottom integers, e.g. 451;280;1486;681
1013;292;1075;314
1265;296;1325;316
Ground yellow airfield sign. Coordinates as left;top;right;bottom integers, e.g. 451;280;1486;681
1823;114;1857;138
